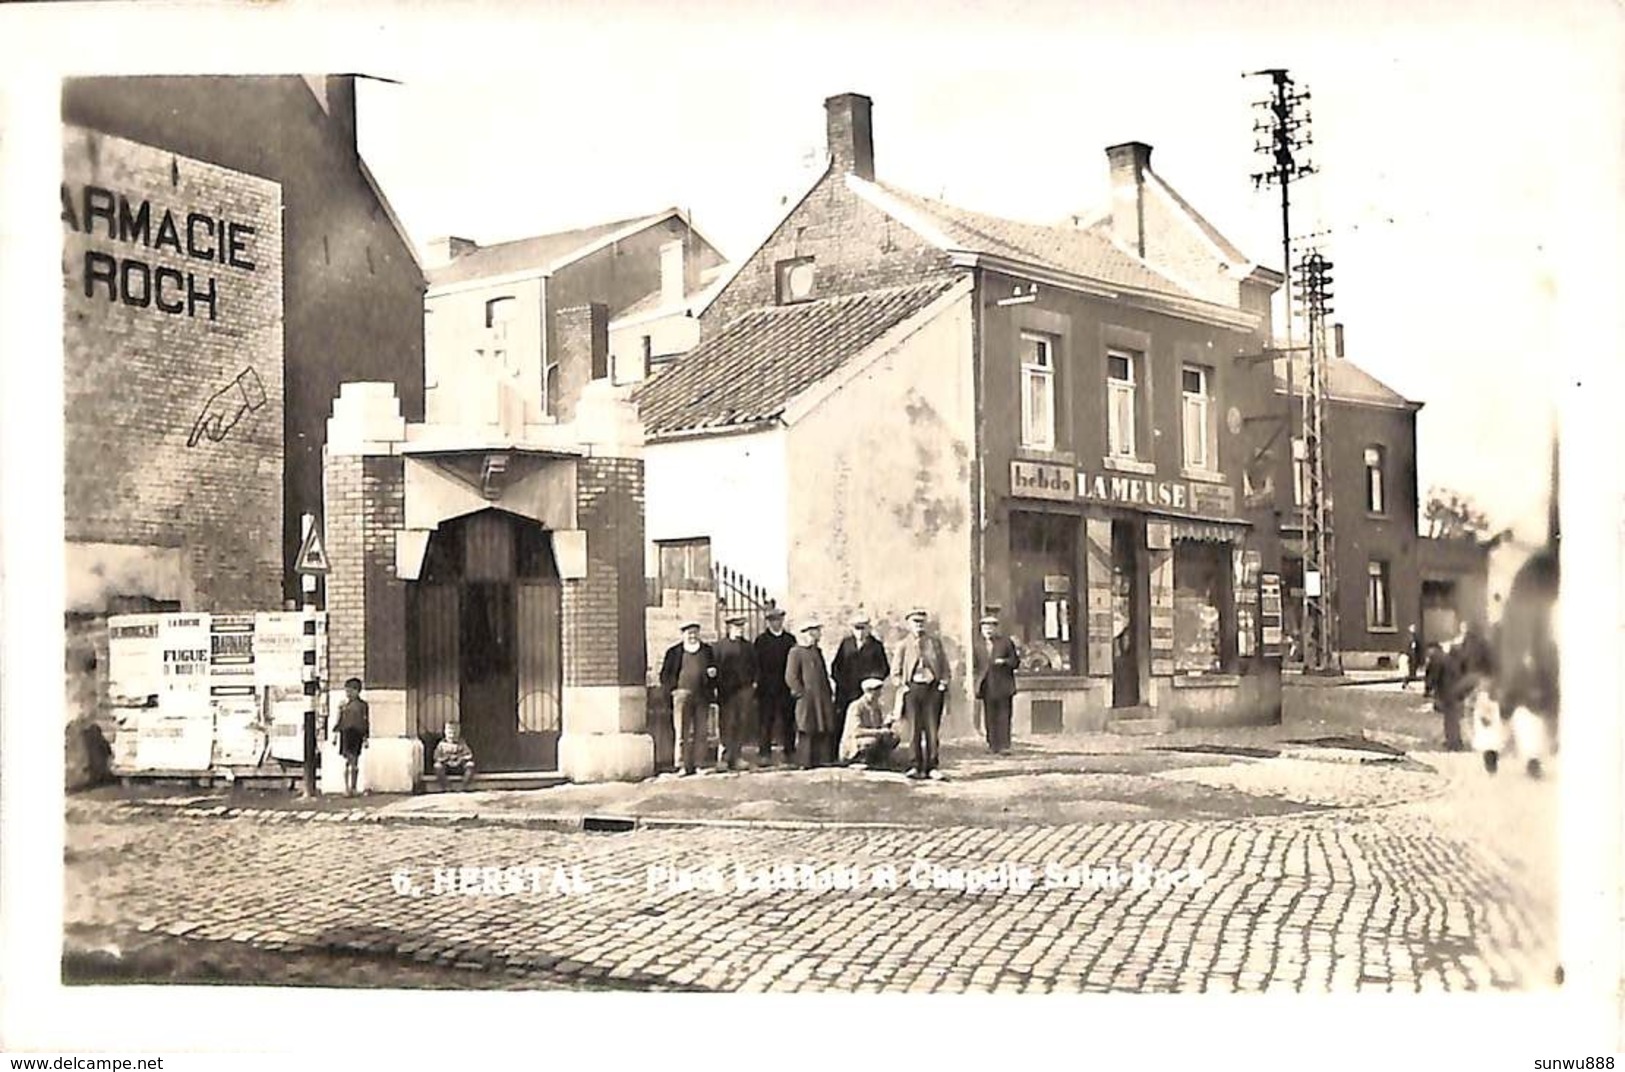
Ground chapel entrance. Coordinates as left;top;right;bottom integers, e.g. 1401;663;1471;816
409;509;562;772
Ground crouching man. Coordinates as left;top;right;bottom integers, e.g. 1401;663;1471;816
840;677;900;769
434;722;476;792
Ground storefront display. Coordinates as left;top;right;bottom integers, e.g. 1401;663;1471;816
1009;511;1077;672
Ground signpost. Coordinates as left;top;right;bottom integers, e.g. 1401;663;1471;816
294;513;329;797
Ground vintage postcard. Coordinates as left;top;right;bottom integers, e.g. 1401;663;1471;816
2;0;1621;1064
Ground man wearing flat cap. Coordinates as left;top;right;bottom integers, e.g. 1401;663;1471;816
714;614;758;772
893;608;952;779
830;613;890;767
784;621;837;769
840;676;900;768
753;606;796;765
659;621;718;776
974;614;1021;754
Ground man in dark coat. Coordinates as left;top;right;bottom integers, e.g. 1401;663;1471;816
830;613;890;761
974;614;1020;754
784;621;836;769
713;614;758;772
659;622;718;776
754;607;796;765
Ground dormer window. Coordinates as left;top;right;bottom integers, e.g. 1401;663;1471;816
775;257;816;304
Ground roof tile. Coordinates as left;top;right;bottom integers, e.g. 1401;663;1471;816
635;278;959;437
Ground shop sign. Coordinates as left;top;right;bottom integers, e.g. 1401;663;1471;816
1043;574;1071;594
1076;471;1240;519
1259;572;1285;653
1010;460;1076;502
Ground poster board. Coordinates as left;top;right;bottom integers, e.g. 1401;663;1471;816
1260;572;1285;655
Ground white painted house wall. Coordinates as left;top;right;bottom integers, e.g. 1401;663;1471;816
643;427;790;599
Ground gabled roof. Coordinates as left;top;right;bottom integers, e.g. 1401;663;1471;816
865;178;1198;300
426;208;700;287
1275;354;1416;409
634;278;960;438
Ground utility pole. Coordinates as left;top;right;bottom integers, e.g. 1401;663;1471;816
1247;67;1318;665
1296;251;1337;672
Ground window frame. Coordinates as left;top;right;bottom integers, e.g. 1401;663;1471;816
774;257;817;305
656;537;713;593
1366;559;1394;630
1106;349;1139;460
1181;364;1214;472
1364;444;1387;515
1019;331;1057;451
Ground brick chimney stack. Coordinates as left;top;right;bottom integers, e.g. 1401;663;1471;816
1106;142;1153;257
825;93;875;181
423;236;479;268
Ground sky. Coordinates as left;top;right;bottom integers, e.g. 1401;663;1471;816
337;0;1618;545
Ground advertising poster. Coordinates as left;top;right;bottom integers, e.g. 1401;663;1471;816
107;614;163;705
212;692;269;768
158;614;210;697
209;612;257;684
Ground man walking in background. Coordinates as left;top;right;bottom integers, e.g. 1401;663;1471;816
713;614;758;772
660;622;718;776
894;609;951;780
754;607;796;765
830;613;890;762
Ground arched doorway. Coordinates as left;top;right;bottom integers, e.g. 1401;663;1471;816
409;509;562;772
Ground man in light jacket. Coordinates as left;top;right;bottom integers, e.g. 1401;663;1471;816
893;609;951;780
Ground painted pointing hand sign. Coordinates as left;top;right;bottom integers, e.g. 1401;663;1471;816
188;366;267;448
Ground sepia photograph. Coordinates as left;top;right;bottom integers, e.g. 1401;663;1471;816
2;0;1621;1064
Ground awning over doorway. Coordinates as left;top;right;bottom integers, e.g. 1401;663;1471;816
1170;519;1249;543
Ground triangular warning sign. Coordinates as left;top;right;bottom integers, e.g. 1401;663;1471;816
294;525;330;575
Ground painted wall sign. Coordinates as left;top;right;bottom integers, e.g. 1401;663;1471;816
1010;460;1076;501
1077;471;1239;519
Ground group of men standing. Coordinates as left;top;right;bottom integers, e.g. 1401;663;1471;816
657;607;1022;782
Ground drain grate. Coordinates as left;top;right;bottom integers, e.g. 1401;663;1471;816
582;815;637;833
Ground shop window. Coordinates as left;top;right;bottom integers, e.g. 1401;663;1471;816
657;538;712;592
1173;540;1235;672
1107;350;1138;459
1364;445;1386;514
1020;332;1056;451
1367;559;1393;629
1009;511;1077;673
1182;365;1214;471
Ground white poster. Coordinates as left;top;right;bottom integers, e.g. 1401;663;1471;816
134;690;214;771
267;689;310;764
157;614;210;697
254;612;308;690
212;693;268;768
107;614;162;705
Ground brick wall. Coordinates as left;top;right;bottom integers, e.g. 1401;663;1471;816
63;76;428;604
362;455;407;688
552;304;608;426
563;456;646;688
700;170;956;334
323;453;365;686
63;126;285;613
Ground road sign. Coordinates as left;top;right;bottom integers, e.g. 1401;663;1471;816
294;524;329;575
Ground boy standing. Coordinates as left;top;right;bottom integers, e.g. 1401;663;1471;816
332;677;369;797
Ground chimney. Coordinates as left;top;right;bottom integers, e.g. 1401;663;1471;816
1105;142;1153;257
659;239;685;308
423;236;479;268
1333;322;1345;358
824;93;875;181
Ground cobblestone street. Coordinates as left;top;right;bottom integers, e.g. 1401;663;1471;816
63;732;1559;994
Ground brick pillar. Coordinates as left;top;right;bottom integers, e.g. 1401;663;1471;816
557;379;652;782
320;382;420;792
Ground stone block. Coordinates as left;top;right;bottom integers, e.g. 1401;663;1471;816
564;685;647;735
559;732;653;783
